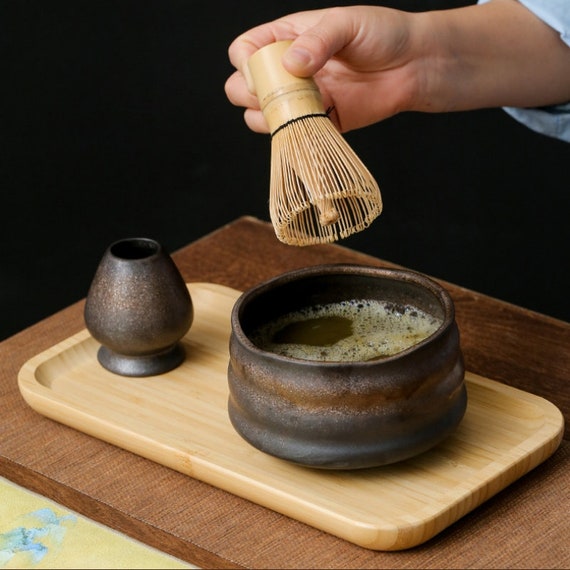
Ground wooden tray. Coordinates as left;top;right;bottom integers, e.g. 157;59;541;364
18;283;564;551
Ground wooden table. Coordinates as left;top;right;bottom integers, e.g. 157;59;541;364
2;216;569;569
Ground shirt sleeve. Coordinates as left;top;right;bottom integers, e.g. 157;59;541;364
478;0;570;142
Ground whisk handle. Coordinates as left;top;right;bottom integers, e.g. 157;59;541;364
248;40;325;134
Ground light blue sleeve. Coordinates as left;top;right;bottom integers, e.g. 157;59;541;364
478;0;570;142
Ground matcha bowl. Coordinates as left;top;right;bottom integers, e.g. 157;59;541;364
227;264;466;469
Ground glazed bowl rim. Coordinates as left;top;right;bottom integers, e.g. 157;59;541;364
231;263;456;367
107;237;164;262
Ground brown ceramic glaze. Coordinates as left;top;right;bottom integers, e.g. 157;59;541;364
228;264;466;470
84;238;193;377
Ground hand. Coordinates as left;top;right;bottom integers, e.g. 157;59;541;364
224;6;423;133
225;2;570;135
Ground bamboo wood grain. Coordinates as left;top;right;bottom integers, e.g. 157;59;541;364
17;283;564;551
247;40;324;133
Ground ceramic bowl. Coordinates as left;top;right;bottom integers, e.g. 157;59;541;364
227;264;466;469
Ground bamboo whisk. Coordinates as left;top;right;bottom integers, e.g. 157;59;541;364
248;40;382;246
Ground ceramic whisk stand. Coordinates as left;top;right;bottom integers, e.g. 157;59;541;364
84;237;193;377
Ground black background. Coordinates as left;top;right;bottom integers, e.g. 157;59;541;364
2;0;569;341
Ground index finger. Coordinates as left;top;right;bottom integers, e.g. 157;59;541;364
227;11;324;92
228;28;292;92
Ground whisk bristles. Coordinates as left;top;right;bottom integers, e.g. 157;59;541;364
248;40;382;246
270;114;381;245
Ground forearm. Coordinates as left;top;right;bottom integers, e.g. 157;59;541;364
412;0;570;113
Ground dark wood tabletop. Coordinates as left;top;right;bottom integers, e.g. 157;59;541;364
2;216;569;569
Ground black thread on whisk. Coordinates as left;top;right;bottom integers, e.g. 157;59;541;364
270;113;328;138
270;107;335;138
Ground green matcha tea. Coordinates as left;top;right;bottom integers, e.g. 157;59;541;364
250;299;442;362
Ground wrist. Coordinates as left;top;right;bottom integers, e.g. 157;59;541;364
411;0;570;113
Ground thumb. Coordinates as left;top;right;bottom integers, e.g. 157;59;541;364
282;10;355;77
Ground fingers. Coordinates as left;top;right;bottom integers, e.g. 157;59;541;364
224;70;258;109
228;8;356;81
228;24;293;92
225;7;362;133
227;9;333;88
225;70;269;133
282;8;357;77
243;108;270;134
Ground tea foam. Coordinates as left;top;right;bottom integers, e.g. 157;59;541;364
250;299;442;362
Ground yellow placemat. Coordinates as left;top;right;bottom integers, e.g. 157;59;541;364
0;477;196;569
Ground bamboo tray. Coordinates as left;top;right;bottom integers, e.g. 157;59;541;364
18;283;564;551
